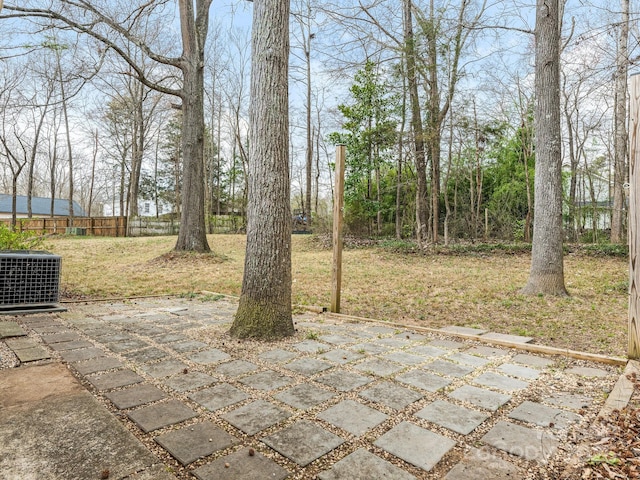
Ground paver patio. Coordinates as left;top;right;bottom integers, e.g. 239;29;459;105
0;296;625;479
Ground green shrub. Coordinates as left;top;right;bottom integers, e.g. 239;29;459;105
582;243;628;257
0;223;45;250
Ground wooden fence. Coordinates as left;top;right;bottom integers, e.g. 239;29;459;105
1;216;128;237
1;214;246;237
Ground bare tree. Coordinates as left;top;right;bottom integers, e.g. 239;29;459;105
230;0;294;339
610;0;629;243
3;0;213;251
522;0;568;296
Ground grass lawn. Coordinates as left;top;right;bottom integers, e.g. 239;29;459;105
47;234;629;357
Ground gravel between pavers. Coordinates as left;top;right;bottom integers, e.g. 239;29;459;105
1;296;624;479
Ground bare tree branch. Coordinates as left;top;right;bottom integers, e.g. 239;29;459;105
2;3;182;98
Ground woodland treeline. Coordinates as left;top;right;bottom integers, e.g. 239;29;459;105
0;0;635;243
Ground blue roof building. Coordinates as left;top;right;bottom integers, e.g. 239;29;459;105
0;194;87;218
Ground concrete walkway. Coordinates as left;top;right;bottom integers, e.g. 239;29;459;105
0;297;624;479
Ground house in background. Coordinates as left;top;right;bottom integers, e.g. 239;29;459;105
103;198;173;218
0;194;87;219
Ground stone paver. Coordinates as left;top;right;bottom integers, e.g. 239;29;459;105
440;325;488;336
349;342;390;355
354;358;404;377
512;353;554;368
545;392;592;410
293;339;330;353
319;448;416;480
155;421;237;465
86;369;144;391
0;321;26;339
365;325;397;335
128;399;197;433
320;348;364;364
258;349;297;363
107;339;149;353
284;357;333;376
59;347;105;362
317;399;388;436
123;347;168;363
170;340;208;353
416;400;489;435
396;369;451;392
316;370;373;391
48;340;95;351
466;346;509;357
222;400;291;435
424;359;475;378
72;356;123;375
131;324;167;336
566;366;610;377
14;345;51;362
406;345;447;358
5;337;38;350
214;360;258;377
473;372;529;392
444;448;523;479
193;447;289;480
480;332;533;343
359;381;423;410
262;419;344;467
153;332;189;344
188;348;231;364
447;352;491;367
163;371;217;392
239;370;293;391
381;351;427;366
40;332;82;344
429;339;464;349
189;383;249;411
497;363;540;380
105;384;168;409
274;384;335;410
481;421;559;463
5;337;51;362
319;334;353;345
375;337;412;349
395;331;427;342
508;400;582;429
374;421;456;471
448;385;511;411
140;359;188;378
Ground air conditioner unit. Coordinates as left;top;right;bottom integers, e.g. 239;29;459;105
0;251;65;313
65;227;86;235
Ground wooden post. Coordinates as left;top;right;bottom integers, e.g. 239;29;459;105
331;145;346;313
629;73;640;358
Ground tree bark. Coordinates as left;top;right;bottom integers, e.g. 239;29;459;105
230;0;294;339
174;0;211;252
404;0;429;245
305;28;313;227
610;0;629;244
522;0;568;296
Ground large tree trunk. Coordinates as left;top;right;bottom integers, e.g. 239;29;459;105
611;0;629;244
174;0;211;252
522;0;568;296
230;0;294;339
305;34;313;227
128;85;144;220
404;0;429;245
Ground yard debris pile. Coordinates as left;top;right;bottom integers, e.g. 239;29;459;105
579;372;640;479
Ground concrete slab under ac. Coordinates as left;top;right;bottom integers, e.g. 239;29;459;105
0;362;176;480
